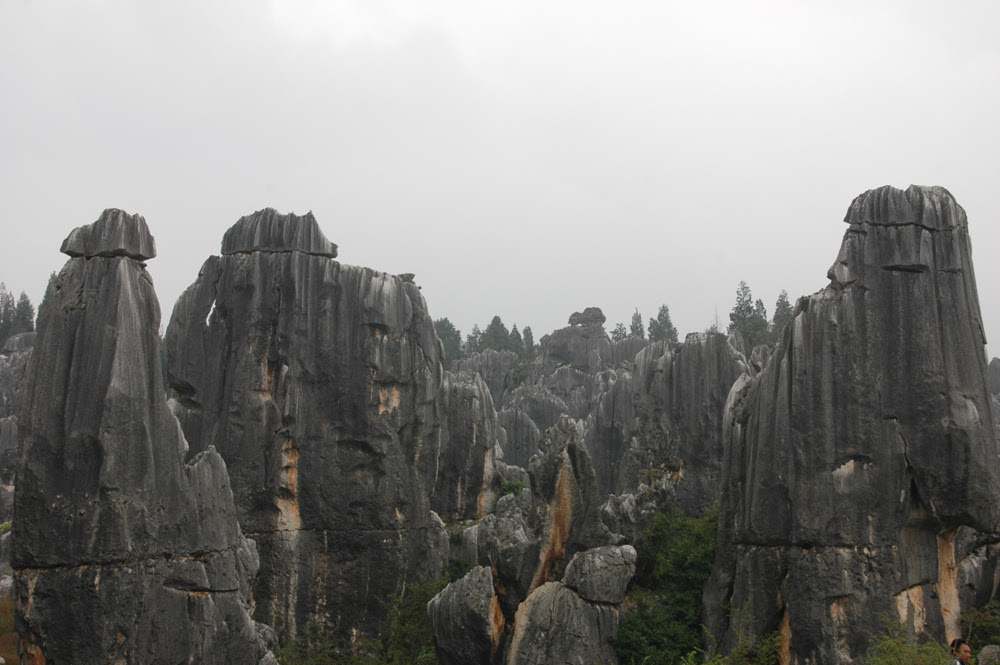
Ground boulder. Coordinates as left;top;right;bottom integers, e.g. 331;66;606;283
14;211;273;665
427;566;504;665
705;185;1000;663
166;208;445;645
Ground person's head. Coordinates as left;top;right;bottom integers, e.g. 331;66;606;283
951;638;972;663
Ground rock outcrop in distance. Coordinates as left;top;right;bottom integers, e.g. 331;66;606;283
13;209;274;664
166;209;449;645
705;185;1000;663
428;416;636;665
0;332;34;525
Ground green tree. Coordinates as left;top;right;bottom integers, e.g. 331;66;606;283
629;309;645;339
434;318;462;368
648;304;679;344
480;315;511;352
617;505;720;665
522;326;534;358
0;284;14;345
610;322;628;342
770;290;793;339
728;282;770;349
36;271;58;330
509;324;525;357
13;292;34;335
463;324;482;354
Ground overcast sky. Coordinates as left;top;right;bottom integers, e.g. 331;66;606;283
2;0;998;359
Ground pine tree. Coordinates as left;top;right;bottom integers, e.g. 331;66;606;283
0;283;15;345
14;292;35;335
728;281;770;349
463;325;483;354
629;309;645;339
434;318;462;368
610;322;628;343
481;316;511;352
36;271;58;330
647;304;679;344
771;290;794;339
522;326;534;358
509;324;525;358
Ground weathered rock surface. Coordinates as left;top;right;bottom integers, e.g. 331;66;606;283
166;208;446;645
453;349;520;407
0;332;34;523
705;185;1000;664
430;416;633;665
433;370;504;520
497;408;540;469
618;332;748;515
990;357;1000;396
14;210;273;665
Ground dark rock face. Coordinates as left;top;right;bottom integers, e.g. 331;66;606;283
453;349;519;406
14;210;273;665
497;408;540;469
706;186;1000;663
0;332;34;522
430;417;634;665
432;370;504;520
618;332;748;516
990;357;1000;396
166;208;446;644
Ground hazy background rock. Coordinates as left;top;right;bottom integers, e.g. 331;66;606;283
14;210;273;665
618;332;748;515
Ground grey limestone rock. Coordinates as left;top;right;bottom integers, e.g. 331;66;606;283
561;544;636;604
433;416;633;665
433;370;504;520
59;208;156;260
568;307;607;327
618;331;748;516
504;581;620;665
14;212;272;665
0;332;33;522
990;357;999;395
453;349;520;406
706;185;1000;663
498;408;540;469
221;207;337;257
166;208;445;645
427;566;504;665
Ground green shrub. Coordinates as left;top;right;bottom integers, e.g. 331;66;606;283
864;620;949;665
0;521;11;536
617;504;720;665
962;599;1000;648
497;473;527;500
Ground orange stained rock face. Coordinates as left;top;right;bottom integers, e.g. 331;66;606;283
377;384;400;415
530;451;573;591
778;610;791;665
936;529;960;642
276;437;301;532
24;637;46;665
490;594;504;655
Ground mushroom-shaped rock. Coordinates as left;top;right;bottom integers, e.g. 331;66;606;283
568;307;606;326
60;208;156;259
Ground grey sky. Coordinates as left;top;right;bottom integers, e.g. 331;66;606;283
2;0;998;358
